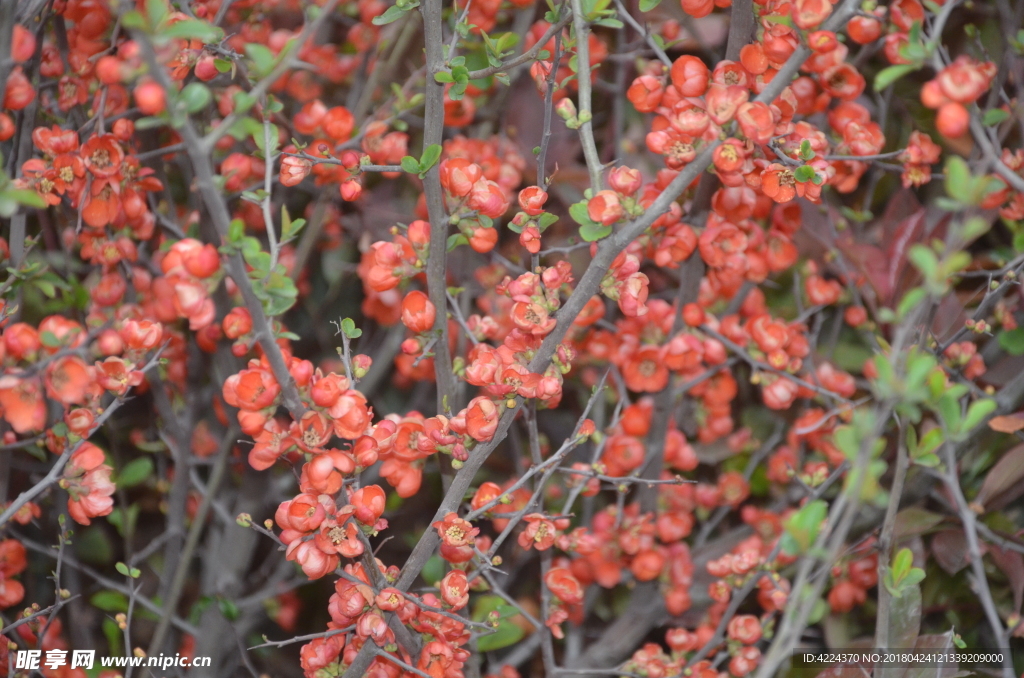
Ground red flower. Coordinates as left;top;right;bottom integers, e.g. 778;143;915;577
433;511;479;562
544;567;584;605
627;75;664;113
328;389;371;439
280;155;312;186
224;367;280;411
451;396;499;442
95;357;144;396
401;290;436;333
670;55;709;96
350;485;386;526
518;513;558;550
440;569;470;610
81;134;125;179
295;410;333;452
518;186;548;215
760;164;797;203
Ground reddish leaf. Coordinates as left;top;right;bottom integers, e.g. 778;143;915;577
903;632;959;678
987;545;1024;614
894;507;945;541
976;444;1024;511
987;412;1024;433
930;530;970;575
884;209;927;305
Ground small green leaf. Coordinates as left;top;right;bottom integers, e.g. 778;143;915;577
962;398;997;433
117;457;153;489
372;3;411;25
179;82;212;114
419;144;442;174
907;244;938;280
145;0;168;26
2;188;46;209
447;233;468;251
245;44;275;78
218;597;240;621
783;499;827;554
998;328;1024;355
400;156;420;174
874;64;917;91
115;562;130;577
578;221;612;242
793;165;816;183
639;0;661;11
897;287;927;318
983;108;1009;126
944;156;972;203
495;32;519;52
434;71;455;83
568;201;593;227
340;317;363;339
161;19;224;43
91;591;129;612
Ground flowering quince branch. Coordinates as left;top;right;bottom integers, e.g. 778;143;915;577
0;349;163;529
128;31;311;419
466;12;573;80
940;440;1016;678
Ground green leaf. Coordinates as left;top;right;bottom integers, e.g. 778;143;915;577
579;221;612;242
232;92;256;115
944;156;972;203
145;0;168;26
218;597;240;621
179;82;212;114
568;201;593;227
400;156;420;174
162;19;224;43
245;44;275;78
2;188;46;209
896;287;927;318
639;0;661;10
214;58;233;73
998;328;1024;355
892;547;914;581
372;3;411;25
115;561;130;577
421;554;445;586
799;139;814;161
340;317;363;339
103;618;123;656
496;32;519;52
793;164;816;183
782;499;827;554
281;207;305;242
878;580;921;678
907;244;938;280
983;108;1009;126
434;71;455;83
447;233;468;251
874;64;917;91
916;427;944;458
117;457;153;489
472;595;526;652
119;10;147;30
419;144;442;175
962;398;996;433
91;590;129;612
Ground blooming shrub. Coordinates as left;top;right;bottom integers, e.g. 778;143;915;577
1;0;1023;676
